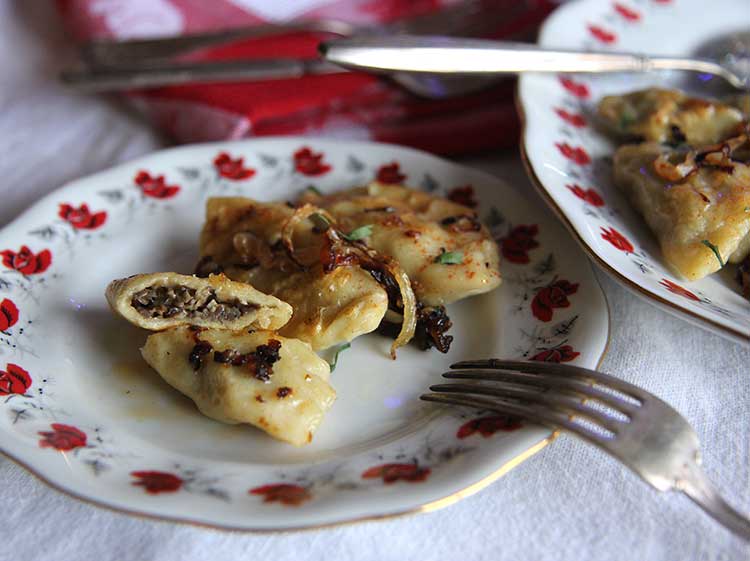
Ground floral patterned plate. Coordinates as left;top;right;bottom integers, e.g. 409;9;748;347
0;138;608;530
518;0;750;344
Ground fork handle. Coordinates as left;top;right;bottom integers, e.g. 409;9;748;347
679;461;750;539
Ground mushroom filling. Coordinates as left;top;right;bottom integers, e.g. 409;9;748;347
131;285;259;321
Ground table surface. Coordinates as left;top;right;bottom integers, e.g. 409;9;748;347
1;3;748;561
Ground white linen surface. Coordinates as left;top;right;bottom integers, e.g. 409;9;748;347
0;3;747;560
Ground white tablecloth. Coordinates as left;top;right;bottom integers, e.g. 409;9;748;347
2;3;748;560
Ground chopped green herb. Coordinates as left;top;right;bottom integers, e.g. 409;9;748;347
618;108;636;130
701;239;725;267
305;185;322;196
329;343;351;372
310;212;331;230
618;115;633;130
434;249;463;265
745;206;750;213
343;224;373;242
617;106;638;131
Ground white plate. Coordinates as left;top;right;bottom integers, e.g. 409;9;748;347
519;0;750;344
0;138;608;530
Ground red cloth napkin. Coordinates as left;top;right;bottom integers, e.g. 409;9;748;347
56;0;555;155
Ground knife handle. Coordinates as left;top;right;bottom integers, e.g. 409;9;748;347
60;59;343;92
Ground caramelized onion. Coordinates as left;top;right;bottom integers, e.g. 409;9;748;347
696;132;750;169
653;150;697;182
383;257;417;359
320;227;416;358
653;130;750;182
280;204;335;268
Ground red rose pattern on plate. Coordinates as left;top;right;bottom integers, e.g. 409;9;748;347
446;185;478;208
659;279;700;302
58;203;107;230
456;415;523;439
131;471;184;494
559;76;590;99
614;2;641;21
555;108;587;128
500;224;540;264
531;279;580;322
530;344;581;363
376;162;406;184
1;246;52;275
0;298;19;331
587;24;617;44
361;463;431;484
213;152;256;181
0;363;31;396
249;483;311;506
556;143;591;166
293;147;331;176
38;423;87;451
567;184;604;207
600;226;634;253
134;171;180;199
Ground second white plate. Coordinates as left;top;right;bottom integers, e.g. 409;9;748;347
519;0;750;344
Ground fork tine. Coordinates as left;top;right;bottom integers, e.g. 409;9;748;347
450;359;648;403
420;392;611;444
441;369;639;416
429;382;624;435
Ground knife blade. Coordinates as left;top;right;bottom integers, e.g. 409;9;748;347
320;35;648;75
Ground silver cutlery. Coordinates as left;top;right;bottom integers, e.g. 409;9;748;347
421;359;750;539
61;0;531;95
320;34;750;90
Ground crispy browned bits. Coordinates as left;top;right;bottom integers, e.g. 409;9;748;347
276;386;293;398
440;214;482;233
212;339;283;382
188;341;212;371
414;304;454;353
377;303;454;354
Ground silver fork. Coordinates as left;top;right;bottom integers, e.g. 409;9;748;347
421;359;750;539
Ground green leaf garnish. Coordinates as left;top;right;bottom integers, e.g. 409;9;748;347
305;185;322;196
343;224;373;242
701;239;725;267
329;343;351;372
434;249;463;265
618;108;636;130
745;206;750;213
